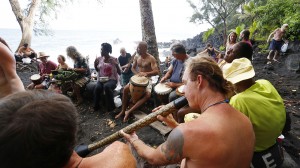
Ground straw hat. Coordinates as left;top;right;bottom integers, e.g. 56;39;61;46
223;58;255;84
37;52;49;59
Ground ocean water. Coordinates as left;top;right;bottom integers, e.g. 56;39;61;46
0;28;171;67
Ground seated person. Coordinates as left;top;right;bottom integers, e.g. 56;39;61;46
0;90;136;168
66;46;90;106
121;56;254;168
27;52;57;90
56;54;69;70
0;36;24;98
159;43;188;103
198;43;220;62
94;43;121;112
118;47;133;86
218;42;253;70
115;41;159;122
16;43;37;60
223;58;286;168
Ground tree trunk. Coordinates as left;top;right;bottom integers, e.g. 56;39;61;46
9;0;41;52
139;0;160;67
223;20;227;46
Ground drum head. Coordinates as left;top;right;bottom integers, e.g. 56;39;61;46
31;74;41;80
177;85;185;94
130;75;149;87
154;83;172;95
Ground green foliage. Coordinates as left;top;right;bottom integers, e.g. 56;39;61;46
219;45;225;51
203;28;215;42
33;0;72;35
187;0;246;44
235;25;245;37
249;21;258;39
253;0;300;40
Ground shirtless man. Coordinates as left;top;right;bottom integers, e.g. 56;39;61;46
266;24;289;64
121;56;255;168
17;43;37;59
115;41;159;122
0;37;24;98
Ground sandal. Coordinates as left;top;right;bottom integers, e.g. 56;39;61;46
273;59;281;63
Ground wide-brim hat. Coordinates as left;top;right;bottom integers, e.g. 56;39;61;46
223;58;255;84
37;52;50;59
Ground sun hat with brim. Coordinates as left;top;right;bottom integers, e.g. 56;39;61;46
37;52;50;59
223;58;255;84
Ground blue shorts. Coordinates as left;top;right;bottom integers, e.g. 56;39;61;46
269;39;284;51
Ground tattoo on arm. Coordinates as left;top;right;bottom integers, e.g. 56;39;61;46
161;128;184;162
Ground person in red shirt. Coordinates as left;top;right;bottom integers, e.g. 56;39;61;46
27;52;57;89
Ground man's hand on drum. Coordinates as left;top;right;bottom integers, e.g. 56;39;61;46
152;106;179;129
160;77;166;83
137;72;147;77
165;81;177;88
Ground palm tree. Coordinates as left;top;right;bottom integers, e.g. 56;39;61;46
139;0;160;66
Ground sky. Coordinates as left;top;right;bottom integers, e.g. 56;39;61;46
0;0;210;41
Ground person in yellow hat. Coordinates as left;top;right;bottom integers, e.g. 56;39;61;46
223;58;286;168
27;52;57;90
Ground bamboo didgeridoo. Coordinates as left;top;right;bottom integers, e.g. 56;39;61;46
75;96;188;157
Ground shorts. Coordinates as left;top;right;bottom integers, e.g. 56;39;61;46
121;73;133;86
251;141;284;168
269;39;284;51
75;77;90;87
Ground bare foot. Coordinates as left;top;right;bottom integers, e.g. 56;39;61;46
123;111;130;122
115;111;124;119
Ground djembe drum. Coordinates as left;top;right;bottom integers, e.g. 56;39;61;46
129;75;149;104
154;83;172;104
30;74;42;85
176;85;185;96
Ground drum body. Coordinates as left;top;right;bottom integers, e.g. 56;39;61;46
176;85;185;96
154;83;172;104
129;75;149;104
30;74;42;85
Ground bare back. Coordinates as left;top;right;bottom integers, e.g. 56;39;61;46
0;43;24;98
179;104;254;168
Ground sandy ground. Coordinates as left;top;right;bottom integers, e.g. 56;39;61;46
17;51;300;167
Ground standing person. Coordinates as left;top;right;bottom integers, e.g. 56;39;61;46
240;29;252;47
121;56;255;167
115;41;159;122
226;32;238;53
0;37;24;98
66;46;90;105
27;52;57;90
94;43;121;112
198;43;220;62
118;47;133;86
267;24;289;64
55;55;69;70
223;58;286;168
0;90;136;168
159;43;188;102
